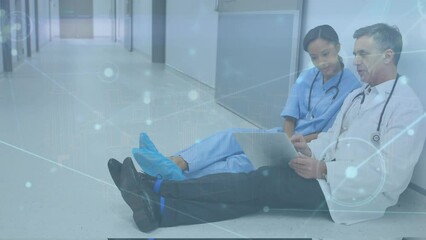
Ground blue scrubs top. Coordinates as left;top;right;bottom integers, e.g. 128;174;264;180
281;67;361;136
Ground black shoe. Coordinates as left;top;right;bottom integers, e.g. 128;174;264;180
109;157;156;190
120;158;160;233
108;158;124;188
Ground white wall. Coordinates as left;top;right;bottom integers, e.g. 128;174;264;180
133;0;152;57
301;0;426;190
166;0;218;88
38;0;50;47
115;0;126;43
51;0;59;38
93;0;112;38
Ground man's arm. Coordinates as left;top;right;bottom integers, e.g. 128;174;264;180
289;154;327;179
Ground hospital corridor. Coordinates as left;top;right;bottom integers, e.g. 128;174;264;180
1;0;426;239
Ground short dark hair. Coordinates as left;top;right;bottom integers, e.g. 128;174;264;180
353;23;403;65
303;25;340;52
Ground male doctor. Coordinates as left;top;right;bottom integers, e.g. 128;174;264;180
113;23;426;232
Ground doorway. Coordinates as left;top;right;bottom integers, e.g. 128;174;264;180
59;0;93;38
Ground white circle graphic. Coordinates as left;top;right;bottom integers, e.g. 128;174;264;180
319;137;386;207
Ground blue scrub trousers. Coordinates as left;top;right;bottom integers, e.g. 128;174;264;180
175;128;281;179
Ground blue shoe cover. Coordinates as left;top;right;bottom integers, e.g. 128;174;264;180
132;148;185;181
139;133;159;152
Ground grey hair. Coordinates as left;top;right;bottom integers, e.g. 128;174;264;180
353;23;403;65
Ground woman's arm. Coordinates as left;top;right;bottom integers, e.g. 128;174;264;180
284;117;318;143
303;133;319;143
283;117;296;138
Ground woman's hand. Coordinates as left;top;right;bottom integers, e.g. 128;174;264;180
290;134;312;157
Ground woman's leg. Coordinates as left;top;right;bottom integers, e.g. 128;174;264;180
177;128;264;174
184;153;255;179
134;128;264;180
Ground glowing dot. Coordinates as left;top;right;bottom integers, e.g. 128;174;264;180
376;167;381;172
94;124;102;130
50;167;57;173
189;48;197;56
262;169;269;176
146;119;152;126
263;206;270;212
407;129;415;136
358;188;366;194
144;70;151;77
188;90;199;101
103;68;114;78
25;181;32;188
352;197;356;201
11;49;18;56
345;166;358;179
195;139;201;144
143;91;151;104
99;63;119;82
399;76;408;85
13;23;22;31
346;143;351;148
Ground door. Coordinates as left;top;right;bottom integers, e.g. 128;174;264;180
59;0;93;38
215;0;304;128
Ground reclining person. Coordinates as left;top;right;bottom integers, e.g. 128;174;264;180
109;23;426;233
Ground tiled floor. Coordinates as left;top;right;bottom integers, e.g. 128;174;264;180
0;39;425;239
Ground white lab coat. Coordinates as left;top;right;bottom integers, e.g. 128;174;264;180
308;77;426;225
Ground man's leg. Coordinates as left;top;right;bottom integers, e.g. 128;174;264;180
160;198;259;227
156;165;328;227
118;158;259;231
159;165;328;210
119;159;328;232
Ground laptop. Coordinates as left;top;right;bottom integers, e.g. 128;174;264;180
233;132;298;168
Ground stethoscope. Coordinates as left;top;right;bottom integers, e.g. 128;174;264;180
349;74;400;144
306;61;344;120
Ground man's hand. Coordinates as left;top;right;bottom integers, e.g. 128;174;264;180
289;154;327;179
290;134;312;157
